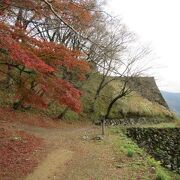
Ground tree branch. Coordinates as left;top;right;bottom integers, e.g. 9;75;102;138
41;0;106;49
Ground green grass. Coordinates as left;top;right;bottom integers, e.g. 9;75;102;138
109;127;180;180
127;148;135;157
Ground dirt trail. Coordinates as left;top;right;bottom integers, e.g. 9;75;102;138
25;149;73;180
19;123;122;180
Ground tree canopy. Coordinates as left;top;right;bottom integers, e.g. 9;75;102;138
0;0;151;120
0;0;94;112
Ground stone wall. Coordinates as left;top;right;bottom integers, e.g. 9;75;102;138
106;117;170;126
125;128;180;173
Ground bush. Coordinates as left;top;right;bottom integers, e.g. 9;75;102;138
127;148;134;157
156;170;170;180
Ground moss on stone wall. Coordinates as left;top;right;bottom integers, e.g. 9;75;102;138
126;127;180;173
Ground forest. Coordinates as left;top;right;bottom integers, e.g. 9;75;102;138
0;0;154;120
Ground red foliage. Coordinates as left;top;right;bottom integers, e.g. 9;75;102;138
0;127;43;179
0;22;88;112
0;107;61;128
53;0;93;28
34;40;90;75
39;76;82;112
0;0;10;15
0;24;54;73
0;0;92;113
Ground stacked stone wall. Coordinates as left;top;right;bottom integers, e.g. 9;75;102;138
126;128;180;173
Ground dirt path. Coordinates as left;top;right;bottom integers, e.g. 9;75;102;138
17;123;123;180
25;149;73;180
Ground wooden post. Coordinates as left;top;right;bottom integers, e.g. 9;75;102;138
101;117;105;136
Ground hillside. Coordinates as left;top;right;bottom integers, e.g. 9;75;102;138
0;75;177;179
161;91;180;117
126;77;169;109
0;72;177;180
0;72;173;123
80;73;173;122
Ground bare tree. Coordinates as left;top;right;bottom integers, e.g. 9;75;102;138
98;44;151;135
85;17;151;115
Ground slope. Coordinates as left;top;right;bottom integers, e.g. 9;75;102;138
161;91;180;117
81;73;173;121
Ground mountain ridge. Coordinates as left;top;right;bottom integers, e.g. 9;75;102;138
161;91;180;117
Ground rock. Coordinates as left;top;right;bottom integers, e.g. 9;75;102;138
150;167;156;174
165;164;171;169
92;135;104;141
10;136;22;141
82;135;89;141
115;164;124;168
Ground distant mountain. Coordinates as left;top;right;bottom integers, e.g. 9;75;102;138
161;91;180;117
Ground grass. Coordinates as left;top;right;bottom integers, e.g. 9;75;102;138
121;121;180;129
108;126;180;180
127;148;134;157
141;122;178;128
81;73;174;122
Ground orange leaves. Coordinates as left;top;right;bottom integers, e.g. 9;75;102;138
0;23;54;73
0;127;43;179
51;0;92;27
39;76;82;112
0;0;93;113
0;0;10;15
35;40;90;75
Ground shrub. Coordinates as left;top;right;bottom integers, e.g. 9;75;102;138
127;148;134;157
156;170;170;180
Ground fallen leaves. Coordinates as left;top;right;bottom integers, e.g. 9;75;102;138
0;127;44;179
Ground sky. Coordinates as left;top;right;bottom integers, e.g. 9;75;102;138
105;0;180;92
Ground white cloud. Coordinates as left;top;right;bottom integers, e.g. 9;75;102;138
105;0;180;92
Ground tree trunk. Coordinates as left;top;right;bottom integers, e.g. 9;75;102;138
13;98;24;110
6;65;13;88
105;93;125;119
57;107;69;119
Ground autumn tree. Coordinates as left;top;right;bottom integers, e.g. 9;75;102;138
0;0;151;124
0;0;93;112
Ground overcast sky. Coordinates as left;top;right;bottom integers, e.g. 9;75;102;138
105;0;180;93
